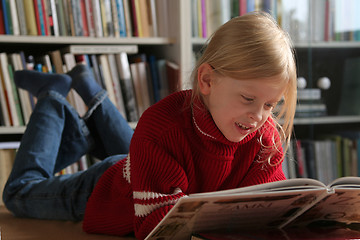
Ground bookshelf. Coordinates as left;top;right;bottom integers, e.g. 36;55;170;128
0;0;191;137
2;0;360;182
187;0;360;183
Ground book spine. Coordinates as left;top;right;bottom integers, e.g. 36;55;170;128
0;2;6;34
84;0;95;37
54;0;66;36
110;0;119;37
91;0;103;37
41;0;49;35
23;0;38;35
115;0;126;37
7;64;24;125
115;52;138;121
9;0;20;35
79;0;88;36
122;0;132;37
0;52;19;126
2;0;12;34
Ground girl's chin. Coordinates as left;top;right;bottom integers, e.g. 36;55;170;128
225;134;247;143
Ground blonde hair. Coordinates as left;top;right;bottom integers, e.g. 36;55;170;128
191;12;297;164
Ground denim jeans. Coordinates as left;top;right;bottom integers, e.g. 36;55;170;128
3;90;133;221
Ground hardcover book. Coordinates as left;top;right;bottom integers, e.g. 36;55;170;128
145;177;360;240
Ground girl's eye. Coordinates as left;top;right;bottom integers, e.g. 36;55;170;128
242;95;254;102
265;102;276;110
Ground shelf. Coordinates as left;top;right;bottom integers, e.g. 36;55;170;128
0;35;176;45
294;115;360;125
192;37;360;48
0;126;26;134
0;122;138;135
2;117;359;134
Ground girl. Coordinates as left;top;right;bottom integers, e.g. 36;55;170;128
3;12;297;240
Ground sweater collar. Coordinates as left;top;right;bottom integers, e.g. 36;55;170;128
191;96;256;146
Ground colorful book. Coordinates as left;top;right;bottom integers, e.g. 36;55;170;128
2;0;12;34
122;0;132;37
115;0;126;37
91;0;103;37
23;0;38;35
84;0;95;37
115;52;138;122
107;54;127;118
0;2;5;34
15;0;27;35
146;177;360;239
0;52;19;126
79;0;89;36
110;0;120;37
9;0;20;35
7;64;24;125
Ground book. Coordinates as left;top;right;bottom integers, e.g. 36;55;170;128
122;0;132;37
15;0;27;35
0;147;16;206
0;2;5;34
0;60;10;126
0;52;19;126
23;0;38;35
79;0;89;36
91;0;103;37
145;177;360;240
9;53;32;124
130;61;151;117
166;60;181;94
50;0;60;36
2;0;13;34
114;0;126;37
62;53;87;116
110;0;119;37
115;52;138;122
106;54;127;119
297;88;321;100
84;0;95;37
9;0;20;35
98;54;119;110
7;64;24;126
41;0;50;35
69;0;83;36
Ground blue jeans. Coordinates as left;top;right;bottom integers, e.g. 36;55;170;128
3;90;133;221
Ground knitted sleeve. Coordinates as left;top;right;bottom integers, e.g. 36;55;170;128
128;137;188;240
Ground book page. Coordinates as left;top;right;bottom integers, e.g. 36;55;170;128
328;176;360;188
145;188;328;240
190;178;326;198
289;188;360;229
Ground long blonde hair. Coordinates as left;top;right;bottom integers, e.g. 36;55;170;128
191;12;297;163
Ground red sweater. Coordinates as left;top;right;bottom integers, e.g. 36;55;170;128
83;90;286;239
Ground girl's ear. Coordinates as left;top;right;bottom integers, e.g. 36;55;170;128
197;63;214;95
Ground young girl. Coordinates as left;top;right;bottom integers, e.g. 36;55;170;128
3;12;297;240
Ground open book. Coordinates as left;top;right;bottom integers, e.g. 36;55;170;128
145;177;360;240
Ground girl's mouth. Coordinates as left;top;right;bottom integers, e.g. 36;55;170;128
236;122;250;130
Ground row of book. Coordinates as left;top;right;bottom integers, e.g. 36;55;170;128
192;0;360;43
191;0;276;39
0;0;169;38
283;131;360;185
0;45;180;127
283;0;360;43
0;141;18;206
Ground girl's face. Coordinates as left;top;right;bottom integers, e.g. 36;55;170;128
199;64;286;143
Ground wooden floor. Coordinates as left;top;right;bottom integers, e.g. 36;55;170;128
0;206;136;240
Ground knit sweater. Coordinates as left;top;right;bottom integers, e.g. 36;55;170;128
83;90;286;239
